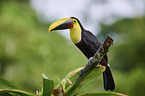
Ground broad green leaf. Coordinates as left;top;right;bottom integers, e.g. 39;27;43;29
77;92;128;96
0;77;15;88
0;88;36;96
65;66;105;96
0;92;13;96
42;73;54;96
60;66;105;96
56;67;83;91
64;67;83;91
0;78;35;96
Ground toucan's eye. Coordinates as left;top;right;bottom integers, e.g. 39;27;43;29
73;20;76;23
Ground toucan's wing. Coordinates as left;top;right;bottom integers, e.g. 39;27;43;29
82;30;101;53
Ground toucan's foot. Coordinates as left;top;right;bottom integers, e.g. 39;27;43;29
79;57;93;78
80;69;83;74
88;57;93;66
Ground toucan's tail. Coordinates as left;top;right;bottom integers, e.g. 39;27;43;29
103;65;115;91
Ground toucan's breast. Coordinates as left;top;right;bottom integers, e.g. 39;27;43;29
75;40;94;59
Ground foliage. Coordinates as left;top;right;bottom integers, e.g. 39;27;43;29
0;77;35;96
0;0;144;96
0;68;127;96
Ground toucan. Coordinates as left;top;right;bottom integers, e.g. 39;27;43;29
48;17;115;91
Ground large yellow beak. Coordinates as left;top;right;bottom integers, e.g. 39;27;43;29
48;18;73;32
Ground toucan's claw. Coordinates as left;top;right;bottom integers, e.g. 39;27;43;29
88;57;93;66
80;69;83;75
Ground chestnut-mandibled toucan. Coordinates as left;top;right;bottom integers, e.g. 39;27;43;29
48;17;115;91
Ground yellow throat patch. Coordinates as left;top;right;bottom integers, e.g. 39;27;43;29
69;19;81;44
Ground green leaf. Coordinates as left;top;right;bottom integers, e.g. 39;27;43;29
77;92;128;96
0;88;36;96
56;67;83;92
42;73;54;96
0;77;16;88
0;77;35;96
65;66;105;96
56;66;104;96
0;91;13;96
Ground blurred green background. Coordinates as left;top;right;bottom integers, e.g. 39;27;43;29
0;0;145;96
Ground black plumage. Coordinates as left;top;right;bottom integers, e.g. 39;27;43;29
75;29;115;91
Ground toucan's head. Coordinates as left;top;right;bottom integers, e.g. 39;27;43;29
49;17;84;44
